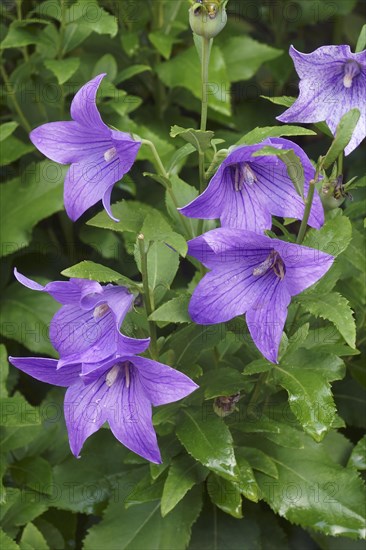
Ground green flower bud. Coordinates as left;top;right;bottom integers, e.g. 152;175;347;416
213;393;240;417
189;0;228;39
320;175;352;211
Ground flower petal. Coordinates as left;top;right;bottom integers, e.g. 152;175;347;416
64;376;110;457
189;263;277;325
70;73;109;133
14;268;82;305
29;121;110;164
246;278;291;363
106;368;161;463
132;356;198;406
80;285;134;327
9;357;80;386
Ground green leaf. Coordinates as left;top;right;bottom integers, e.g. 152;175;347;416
12;457;52;495
356;24;366;52
0;397;41;427
156;45;231;116
0;345;9;399
140;214;188;257
1;488;48;528
0;122;18;142
125;473;165;508
44;58;80;84
273;352;345;441
149;295;191;324
76;0;118;37
61;261;141;290
0;161;67;257
116;65;151;83
207;473;242;518
0;136;34;166
161;455;208;516
166;144;196;174
237;125;316;145
0;528;19;550
220;36;282;82
135;241;179;304
149;31;175;59
84;486;203;550
170;126;214;152
261;95;296;108
334;378;366;429
296;292;356;349
303;213;352;257
0;21;45;49
93;54;117;82
0;281;59;356
235;449;260;502
165;175;199;235
238;447;278;480
200;368;247;399
253;433;366;539
20;522;49;549
253;145;304;198
347;437;366;470
233;418;305;449
176;409;239;482
322;109;361;169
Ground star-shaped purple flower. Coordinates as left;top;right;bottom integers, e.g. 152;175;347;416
277;45;366;155
30;74;141;221
9;351;198;463
179;138;324;233
187;228;334;363
13;269;149;366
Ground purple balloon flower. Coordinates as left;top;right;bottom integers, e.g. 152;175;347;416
9;352;198;463
187;228;334;363
179;138;324;233
277;45;366;155
30;73;141;221
13;269;150;366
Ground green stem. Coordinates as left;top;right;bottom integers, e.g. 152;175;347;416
0;64;32;133
58;0;67;59
199;36;212;193
337;152;344;177
141;139;194;238
296;165;321;245
138;234;158;360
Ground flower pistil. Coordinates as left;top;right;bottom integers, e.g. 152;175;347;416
253;250;286;280
343;60;361;88
233;163;257;191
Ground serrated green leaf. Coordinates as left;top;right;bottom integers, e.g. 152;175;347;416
237;125;316;146
44;58;80;85
176;409;239;482
238;447;278;480
149;294;191;324
235;449;260;502
20;522;49;549
334;378;366;429
297;292;356;349
0;122;19;142
12;457;52;495
0;528;19;549
200;368;247;399
253;433;366;539
303;214;352;256
1;488;48;528
161;455;208;516
125;473;165;508
0;161;67;257
322;109;361;169
233;418;305;449
273;352;345;441
61;261;141;289
347;437;366;470
207;473;242;518
170;126;214;152
84;486;203;550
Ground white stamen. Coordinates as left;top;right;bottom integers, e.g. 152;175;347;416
243;163;257;186
93;303;109;320
104;147;117;162
253;255;274;276
105;365;120;387
343;60;361;89
125;363;130;389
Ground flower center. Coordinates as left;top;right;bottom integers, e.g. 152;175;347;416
253;250;286;280
105;362;131;388
233;163;257;192
343;60;361;89
93;303;110;320
104;147;117;162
